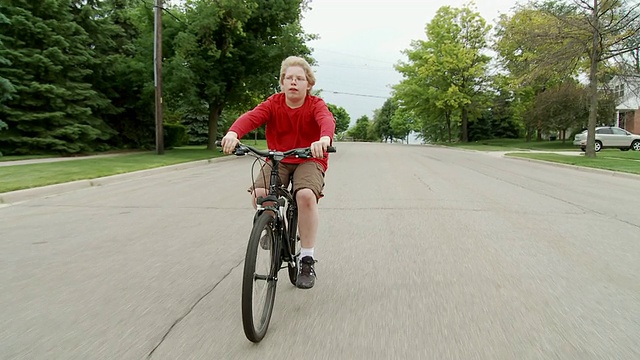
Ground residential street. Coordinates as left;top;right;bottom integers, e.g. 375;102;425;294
1;142;639;359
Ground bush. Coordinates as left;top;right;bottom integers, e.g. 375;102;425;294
164;123;188;149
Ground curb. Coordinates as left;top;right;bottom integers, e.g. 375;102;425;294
0;155;238;205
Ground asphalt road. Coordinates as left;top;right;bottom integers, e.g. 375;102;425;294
1;143;639;360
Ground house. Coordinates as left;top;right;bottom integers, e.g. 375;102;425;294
611;75;640;133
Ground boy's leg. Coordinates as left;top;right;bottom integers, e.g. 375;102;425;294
292;161;325;249
296;189;318;249
291;161;325;289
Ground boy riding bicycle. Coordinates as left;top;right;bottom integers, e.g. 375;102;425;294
220;56;336;289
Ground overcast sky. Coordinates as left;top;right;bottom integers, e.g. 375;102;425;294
300;0;523;124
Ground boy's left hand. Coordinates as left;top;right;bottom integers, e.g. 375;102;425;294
311;136;331;158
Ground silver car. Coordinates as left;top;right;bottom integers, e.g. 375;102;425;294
573;126;640;152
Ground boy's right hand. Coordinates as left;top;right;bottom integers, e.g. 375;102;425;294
220;132;239;154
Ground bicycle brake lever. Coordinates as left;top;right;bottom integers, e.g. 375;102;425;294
297;149;312;159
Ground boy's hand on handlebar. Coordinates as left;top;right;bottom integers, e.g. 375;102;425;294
220;132;240;154
311;136;332;158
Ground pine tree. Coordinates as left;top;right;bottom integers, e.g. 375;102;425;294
0;0;114;155
0;12;15;132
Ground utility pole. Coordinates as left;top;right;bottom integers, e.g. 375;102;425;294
154;0;164;154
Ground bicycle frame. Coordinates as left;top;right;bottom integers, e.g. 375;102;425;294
255;154;297;264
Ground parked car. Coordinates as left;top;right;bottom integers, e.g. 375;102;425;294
573;126;640;152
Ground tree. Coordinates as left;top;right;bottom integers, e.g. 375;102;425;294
71;0;155;148
389;106;416;143
0;12;14;134
348;115;372;141
326;103;350;134
493;6;577;142
579;0;640;157
165;0;313;149
531;82;589;142
498;0;640;157
394;4;492;142
373;98;397;142
0;0;114;155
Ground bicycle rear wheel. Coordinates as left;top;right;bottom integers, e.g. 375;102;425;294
242;212;279;342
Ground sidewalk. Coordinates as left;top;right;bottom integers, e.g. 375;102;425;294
0;153;134;167
480;150;582;158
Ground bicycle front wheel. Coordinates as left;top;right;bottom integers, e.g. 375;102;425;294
286;207;300;286
241;212;279;342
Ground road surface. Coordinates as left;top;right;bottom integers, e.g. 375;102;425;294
1;142;639;359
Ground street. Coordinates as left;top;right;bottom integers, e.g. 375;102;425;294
1;142;639;359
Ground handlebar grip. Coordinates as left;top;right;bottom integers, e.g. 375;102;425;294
327;146;336;153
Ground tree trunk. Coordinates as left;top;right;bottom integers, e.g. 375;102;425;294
446;112;452;143
585;0;599;159
461;107;469;142
207;104;222;150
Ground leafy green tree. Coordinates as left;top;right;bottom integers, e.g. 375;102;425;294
165;0;313;149
348;115;372;141
531;82;589;142
373;98;397;142
389;106;415;143
394;5;491;142
494;6;579;141
497;1;640;157
0;0;114;154
326;103;350;134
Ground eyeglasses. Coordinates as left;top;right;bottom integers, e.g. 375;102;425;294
284;75;307;83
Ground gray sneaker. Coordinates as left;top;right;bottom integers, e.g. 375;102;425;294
296;256;317;289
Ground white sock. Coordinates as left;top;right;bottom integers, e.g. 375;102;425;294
300;247;314;259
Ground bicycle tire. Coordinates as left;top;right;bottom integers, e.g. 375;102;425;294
241;212;279;342
286;205;300;286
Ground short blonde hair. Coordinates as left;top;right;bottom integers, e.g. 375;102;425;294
279;56;316;90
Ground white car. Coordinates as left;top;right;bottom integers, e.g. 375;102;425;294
573;126;640;152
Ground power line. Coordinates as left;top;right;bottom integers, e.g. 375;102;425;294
321;90;389;99
312;47;397;65
138;0;185;24
318;61;396;72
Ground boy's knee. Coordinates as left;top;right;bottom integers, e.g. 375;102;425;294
296;188;317;206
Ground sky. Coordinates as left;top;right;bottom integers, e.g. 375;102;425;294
300;0;523;125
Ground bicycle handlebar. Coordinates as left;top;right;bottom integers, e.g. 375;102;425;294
215;141;336;159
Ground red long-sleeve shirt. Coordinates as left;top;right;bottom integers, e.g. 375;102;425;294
228;93;336;171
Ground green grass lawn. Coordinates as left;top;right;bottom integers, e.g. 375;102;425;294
506;150;640;175
436;138;639;176
441;138;579;151
0;141;267;193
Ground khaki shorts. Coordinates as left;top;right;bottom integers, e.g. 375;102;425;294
248;161;325;199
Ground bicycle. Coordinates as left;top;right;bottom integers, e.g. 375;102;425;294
215;141;336;342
